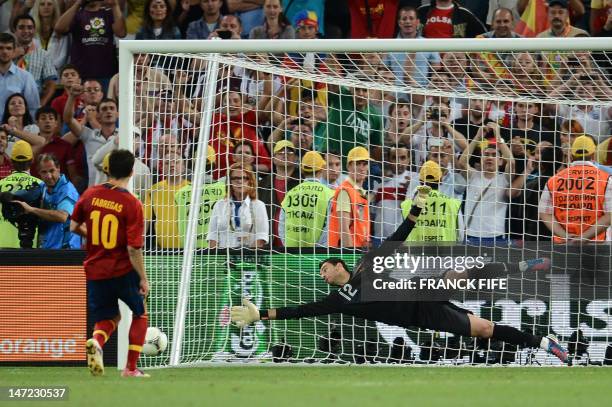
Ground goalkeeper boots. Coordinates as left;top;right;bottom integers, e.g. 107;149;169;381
545;334;569;364
121;368;151;378
86;338;104;376
521;258;551;273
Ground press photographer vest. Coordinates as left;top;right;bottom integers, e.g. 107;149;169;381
175;179;226;248
329;178;370;248
401;189;461;242
0;171;42;248
547;163;609;242
281;180;333;247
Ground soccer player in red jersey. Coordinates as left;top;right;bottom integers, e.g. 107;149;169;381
71;149;150;377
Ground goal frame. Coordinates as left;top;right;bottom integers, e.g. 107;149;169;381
117;37;611;368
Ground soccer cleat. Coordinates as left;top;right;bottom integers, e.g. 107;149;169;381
86;338;104;376
121;368;151;378
521;257;551;272
545;334;569;364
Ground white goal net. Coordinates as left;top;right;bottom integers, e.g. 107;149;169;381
118;38;612;367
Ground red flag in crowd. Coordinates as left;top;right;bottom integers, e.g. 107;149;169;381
514;0;550;37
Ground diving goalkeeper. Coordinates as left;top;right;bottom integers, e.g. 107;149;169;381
231;186;569;363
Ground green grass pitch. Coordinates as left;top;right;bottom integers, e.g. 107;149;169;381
2;366;612;406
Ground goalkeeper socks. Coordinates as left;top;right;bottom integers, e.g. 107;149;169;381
127;314;148;370
492;324;542;348
93;319;117;347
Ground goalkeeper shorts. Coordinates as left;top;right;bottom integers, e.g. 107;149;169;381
414;301;472;337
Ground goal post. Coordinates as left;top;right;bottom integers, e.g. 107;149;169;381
118;38;612;367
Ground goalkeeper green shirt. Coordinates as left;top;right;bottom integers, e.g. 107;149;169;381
314;86;383;157
0;171;42;248
175;179;226;248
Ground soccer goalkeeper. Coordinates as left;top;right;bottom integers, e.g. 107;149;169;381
231;186;569;364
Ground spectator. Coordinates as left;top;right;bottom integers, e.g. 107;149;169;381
258;140;300;247
50;64;83;123
5;106;73;180
475;8;521;80
209;14;243;39
249;0;295;39
347;0;398;39
508;52;548;96
175;0;204;37
500;102;555;145
208;162;269;248
410;101;468;166
54;0;127;90
270;118;314;155
63;86;118;187
144;152;190;249
279;150;333;247
385;6;440;88
226;0;265;38
91;133;152;200
175;144;226;248
0;33;40;121
401;160;463;242
518;0;585;25
209;90;272;178
322;150;345;188
315;75;383;164
328;146;371;248
417;0;486;39
2;93;40;150
537;0;589;38
0;128;11;179
14;153;80;249
457;123;524;245
136;0;181;40
186;0;223;39
539;135;612;242
80;79;104;129
12;14;58;107
452;98;494;141
555;76;612;143
524;144;564;240
232;141;256;171
486;1;520;26
293;9;318;39
427;137;466;199
282;0;325;37
0;140;43;248
590;0;612;36
31;0;70;71
372;144;419;242
384;100;412;148
558;119;584;164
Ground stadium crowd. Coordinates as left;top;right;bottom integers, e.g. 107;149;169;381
0;0;611;250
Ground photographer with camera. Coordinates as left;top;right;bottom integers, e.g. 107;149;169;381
11;153;81;249
410;102;468;166
0;140;43;248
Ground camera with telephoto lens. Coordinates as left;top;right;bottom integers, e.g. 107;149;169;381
0;184;43;249
428;106;441;121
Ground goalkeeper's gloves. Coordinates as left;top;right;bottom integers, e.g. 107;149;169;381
413;185;432;209
230;298;260;328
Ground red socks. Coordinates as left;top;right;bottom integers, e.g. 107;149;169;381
127;314;148;371
93;319;117;347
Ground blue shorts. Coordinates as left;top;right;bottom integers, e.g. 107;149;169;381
87;271;145;322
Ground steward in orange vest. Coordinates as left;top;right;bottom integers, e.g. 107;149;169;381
329;147;371;248
539;135;612;242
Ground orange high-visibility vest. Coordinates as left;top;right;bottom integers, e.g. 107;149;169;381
547;163;610;242
328;179;370;248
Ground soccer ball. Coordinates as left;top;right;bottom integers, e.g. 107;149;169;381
142;327;168;356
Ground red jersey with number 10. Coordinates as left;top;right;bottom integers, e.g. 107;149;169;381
72;183;144;280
